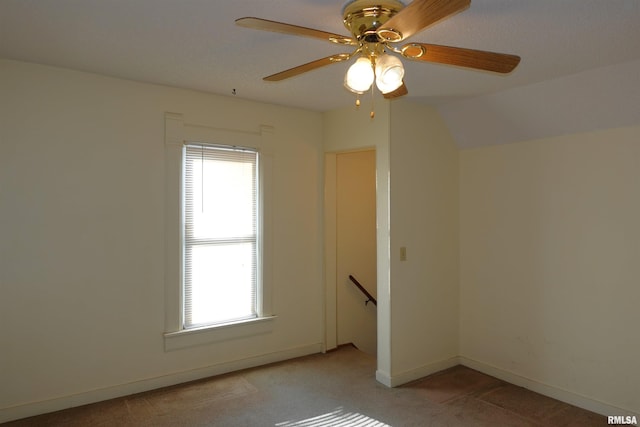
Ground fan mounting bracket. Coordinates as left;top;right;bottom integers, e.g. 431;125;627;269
342;0;405;41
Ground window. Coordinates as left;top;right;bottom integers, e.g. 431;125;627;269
163;113;274;350
183;144;259;328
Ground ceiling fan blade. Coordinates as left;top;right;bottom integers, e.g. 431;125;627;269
263;54;350;82
403;43;520;73
236;17;356;45
377;0;471;42
383;81;409;99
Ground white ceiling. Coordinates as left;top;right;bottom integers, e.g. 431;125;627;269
1;0;640;113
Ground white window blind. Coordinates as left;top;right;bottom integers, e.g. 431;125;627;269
184;144;258;329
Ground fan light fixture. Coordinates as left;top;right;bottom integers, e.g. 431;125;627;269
236;0;521;118
344;53;404;96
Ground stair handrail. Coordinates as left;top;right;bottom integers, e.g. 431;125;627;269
348;275;377;306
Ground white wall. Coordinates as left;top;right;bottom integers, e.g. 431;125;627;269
323;102;393;384
324;100;460;387
460;125;640;415
387;101;460;385
0;59;325;422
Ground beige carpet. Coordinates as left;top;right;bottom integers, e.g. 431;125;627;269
4;345;605;426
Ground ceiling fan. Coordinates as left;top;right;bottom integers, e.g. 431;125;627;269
236;0;520;105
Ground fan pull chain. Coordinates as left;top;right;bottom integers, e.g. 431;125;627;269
370;83;375;119
355;95;361;109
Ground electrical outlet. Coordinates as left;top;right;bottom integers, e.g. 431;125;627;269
400;246;407;261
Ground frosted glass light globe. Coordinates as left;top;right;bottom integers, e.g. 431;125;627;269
375;54;404;94
345;57;374;93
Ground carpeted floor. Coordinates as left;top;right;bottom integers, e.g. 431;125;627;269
4;345;605;426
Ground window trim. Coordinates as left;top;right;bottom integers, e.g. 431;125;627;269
163;113;275;351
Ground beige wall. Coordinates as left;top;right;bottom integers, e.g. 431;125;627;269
460;125;640;414
387;101;460;384
324;100;461;386
323;102;393;384
0;59;325;421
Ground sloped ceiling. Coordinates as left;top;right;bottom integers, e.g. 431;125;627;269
1;0;639;147
440;59;640;148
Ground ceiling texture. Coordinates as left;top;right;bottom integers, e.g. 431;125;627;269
1;0;640;114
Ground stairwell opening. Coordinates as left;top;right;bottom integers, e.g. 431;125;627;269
324;149;377;356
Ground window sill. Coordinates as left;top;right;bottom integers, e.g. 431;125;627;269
163;316;277;352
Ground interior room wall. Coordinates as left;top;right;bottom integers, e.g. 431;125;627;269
323;102;392;385
386;101;460;385
0;59;325;422
324;100;460;387
459;125;640;415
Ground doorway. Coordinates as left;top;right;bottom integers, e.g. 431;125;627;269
325;149;377;356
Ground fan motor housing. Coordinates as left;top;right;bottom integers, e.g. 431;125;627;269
342;0;405;41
